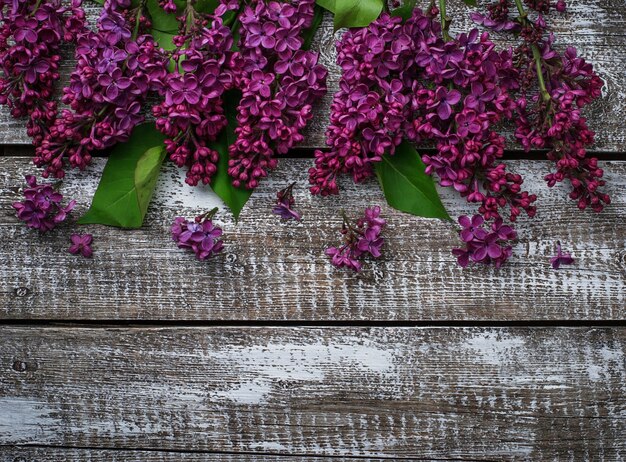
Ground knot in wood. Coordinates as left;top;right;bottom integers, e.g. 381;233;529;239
12;360;27;372
14;287;30;297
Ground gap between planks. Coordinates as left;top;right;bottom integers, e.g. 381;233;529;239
2;148;626;161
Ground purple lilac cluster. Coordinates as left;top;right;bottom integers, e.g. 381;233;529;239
171;209;224;260
227;0;328;189
0;0;85;144
474;0;608;212
33;0;168;179
452;215;516;268
12;175;76;232
153;0;238;187
311;9;536;266
326;206;385;272
272;183;301;220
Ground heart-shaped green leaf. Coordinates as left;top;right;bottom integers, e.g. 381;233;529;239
375;141;451;220
333;0;383;29
315;0;336;13
208;90;252;219
78;124;167;228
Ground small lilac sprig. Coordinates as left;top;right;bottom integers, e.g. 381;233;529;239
326;206;386;272
68;233;93;258
550;241;574;269
171;208;224;260
452;215;517;268
272;183;301;221
12;175;76;232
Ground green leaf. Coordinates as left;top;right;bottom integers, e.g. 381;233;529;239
146;0;180;32
315;0;335;13
333;0;383;29
78;124;167;228
375;141;451;221
151;29;177;50
208;90;252;219
391;0;417;19
462;0;477;6
302;4;325;50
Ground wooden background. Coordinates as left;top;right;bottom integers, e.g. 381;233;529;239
1;1;625;460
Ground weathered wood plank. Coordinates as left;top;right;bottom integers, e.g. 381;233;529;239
1;155;625;321
0;447;361;461
0;0;624;151
1;327;625;459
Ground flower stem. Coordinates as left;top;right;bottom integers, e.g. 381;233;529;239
512;0;551;102
438;0;452;41
132;0;147;41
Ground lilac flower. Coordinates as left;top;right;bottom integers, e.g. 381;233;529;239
227;0;328;190
272;183;301;221
432;87;461;120
477;0;607;211
33;0;168;178
326;246;362;272
12;175;76;232
68;233;93;258
357;227;384;257
309;8;536;267
453;216;516;268
153;0;237;187
326;206;386;272
550;241;575;269
0;0;86;146
171;209;224;261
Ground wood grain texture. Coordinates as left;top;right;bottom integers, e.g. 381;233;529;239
0;447;359;461
1;155;625;321
1;327;625;459
0;1;624;151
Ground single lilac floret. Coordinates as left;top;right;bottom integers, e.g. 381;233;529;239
68;233;93;258
550;241;575;269
272;183;301;221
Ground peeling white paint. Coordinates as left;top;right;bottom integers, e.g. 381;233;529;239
0;397;57;444
208;338;394;404
462;331;527;365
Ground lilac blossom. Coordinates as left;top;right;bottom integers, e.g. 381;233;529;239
310;9;536;266
272;183;301;220
171;209;224;261
0;0;86;145
227;0;328;190
475;0;607;212
550;241;575;269
326;206;386;272
68;233;93;258
33;0;168;178
153;0;237;187
12;175;76;232
452;215;516;268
